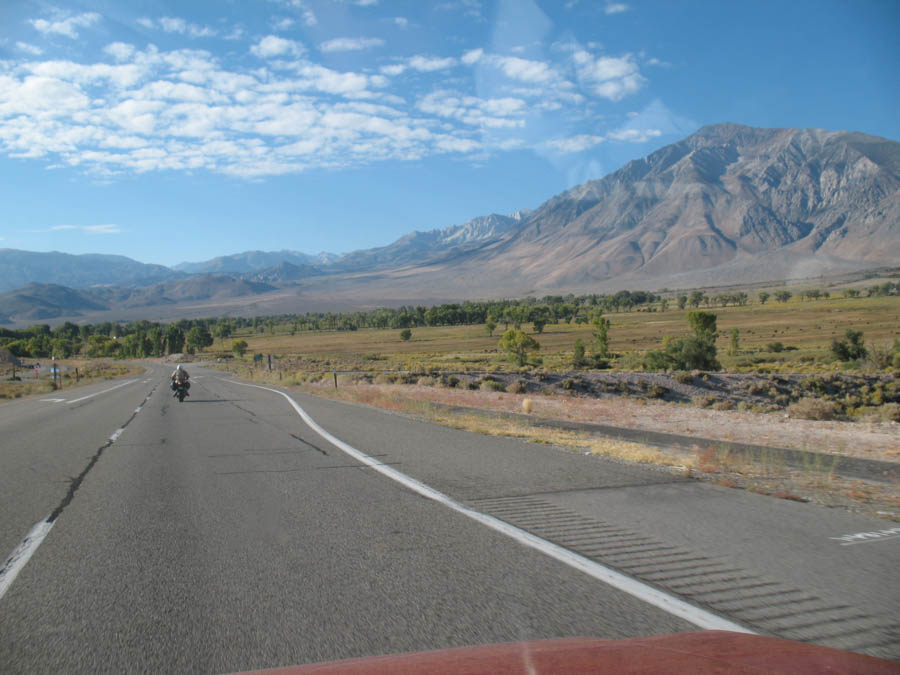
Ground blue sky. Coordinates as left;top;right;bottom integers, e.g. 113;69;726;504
0;0;897;266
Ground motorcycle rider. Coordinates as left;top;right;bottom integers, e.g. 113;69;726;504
171;364;190;396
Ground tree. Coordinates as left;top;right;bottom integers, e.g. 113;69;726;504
532;317;547;334
689;291;705;308
573;339;587;368
232;339;248;358
166;324;185;354
185;325;213;354
659;298;669;312
498;329;540;367
729;328;740;356
485;315;498;337
831;329;867;361
643;312;720;371
686;311;718;341
591;314;611;364
758;292;770;305
844;289;861;298
400;328;412;341
677;295;688;310
774;290;792;303
214;321;233;345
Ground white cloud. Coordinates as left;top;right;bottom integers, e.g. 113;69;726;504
545;134;605;153
491;55;555;84
606;128;661;142
380;64;406;76
51;224;122;234
605;3;629;14
461;48;483;65
17;42;44;56
393;17;409;28
0;28;662;179
158;16;217;38
273;17;295;31
572;50;644;100
104;42;136;62
251;36;305;58
408;56;457;72
320;37;386;53
30;12;101;39
137;17;154;30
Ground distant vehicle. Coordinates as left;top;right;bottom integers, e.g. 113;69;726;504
173;380;189;402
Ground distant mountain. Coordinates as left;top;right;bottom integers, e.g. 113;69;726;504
331;213;521;271
248;262;320;284
3;123;897;325
0;283;108;323
0;249;180;292
0;276;274;324
386;123;899;292
174;249;338;275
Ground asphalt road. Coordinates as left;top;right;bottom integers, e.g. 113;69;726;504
0;364;897;672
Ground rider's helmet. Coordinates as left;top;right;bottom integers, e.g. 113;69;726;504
176;364;183;372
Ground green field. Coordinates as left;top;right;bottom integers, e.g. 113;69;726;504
214;295;900;374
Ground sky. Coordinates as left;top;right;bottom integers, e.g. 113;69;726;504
0;0;897;266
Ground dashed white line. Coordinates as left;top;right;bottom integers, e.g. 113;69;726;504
66;379;136;404
40;398;66;403
109;428;125;443
226;379;755;634
0;520;54;602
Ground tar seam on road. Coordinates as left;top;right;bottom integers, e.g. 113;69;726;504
0;383;158;603
225;378;756;635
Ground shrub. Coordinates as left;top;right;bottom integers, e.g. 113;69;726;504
561;378;576;391
374;373;393;385
830;329;867;361
400;329;412;341
674;371;693;384
787;397;840;420
692;396;716;408
713;400;735;411
416;376;435;386
646;383;666;399
446;375;460;388
508;379;528;394
880;402;900;422
766;342;784;353
480;379;506;392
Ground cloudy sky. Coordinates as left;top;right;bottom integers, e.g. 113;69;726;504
1;0;897;265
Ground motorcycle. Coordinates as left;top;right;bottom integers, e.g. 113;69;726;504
172;379;190;402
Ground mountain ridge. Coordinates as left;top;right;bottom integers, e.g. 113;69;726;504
1;123;897;325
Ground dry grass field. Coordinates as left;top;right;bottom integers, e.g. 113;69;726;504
213;295;900;374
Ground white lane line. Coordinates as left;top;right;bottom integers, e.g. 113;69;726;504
109;428;125;443
226;379;754;634
40;398;66;403
831;527;900;546
0;519;54;602
66;379;136;404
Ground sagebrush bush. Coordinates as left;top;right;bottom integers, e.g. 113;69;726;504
879;402;900;422
787;397;840;421
416;376;435;386
374;373;393;385
674;371;693;384
480;379;505;392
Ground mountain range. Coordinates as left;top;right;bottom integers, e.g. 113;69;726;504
1;123;897;326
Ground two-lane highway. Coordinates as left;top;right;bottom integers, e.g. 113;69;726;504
1;365;695;673
1;364;897;672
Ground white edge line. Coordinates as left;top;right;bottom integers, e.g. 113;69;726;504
0;519;54;602
225;379;755;634
838;535;900;546
66;379;136;405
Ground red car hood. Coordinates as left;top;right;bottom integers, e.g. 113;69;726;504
233;630;898;674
